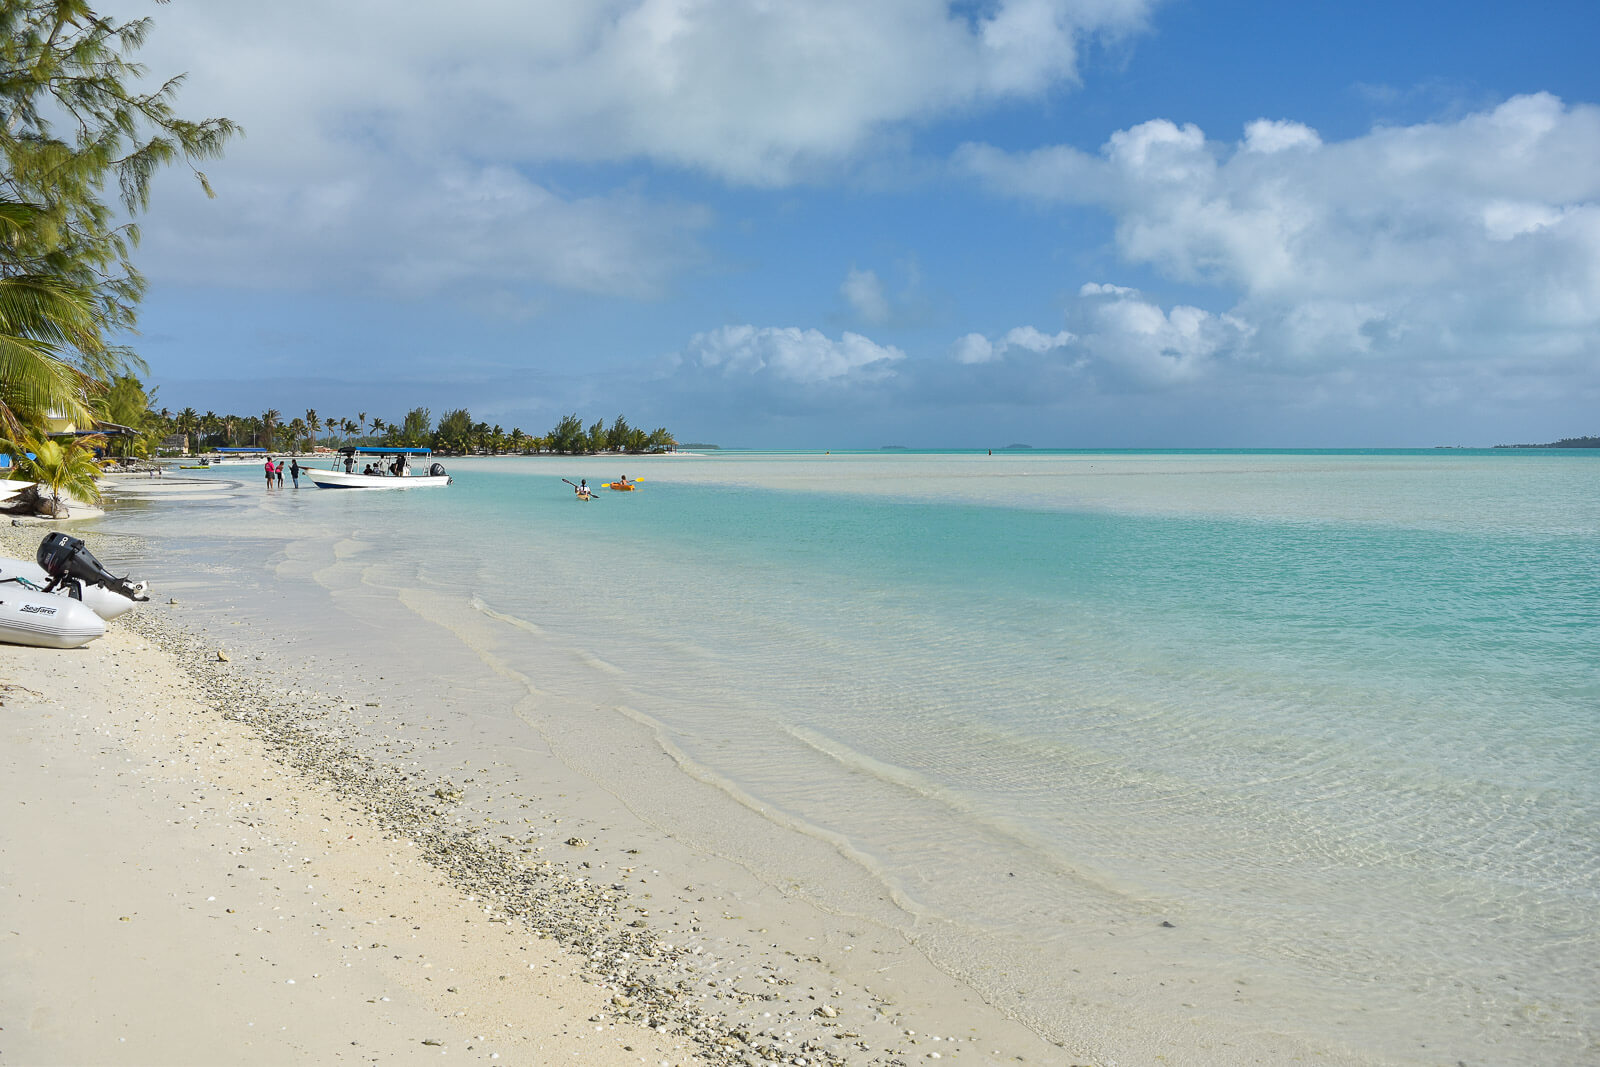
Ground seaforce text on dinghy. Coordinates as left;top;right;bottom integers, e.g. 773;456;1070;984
0;586;104;647
309;447;452;490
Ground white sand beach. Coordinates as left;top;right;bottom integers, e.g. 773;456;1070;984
0;515;1069;1066
0;601;700;1065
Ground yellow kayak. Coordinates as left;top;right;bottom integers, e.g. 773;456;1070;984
603;480;638;491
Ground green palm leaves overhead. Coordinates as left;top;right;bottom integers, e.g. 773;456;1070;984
0;2;237;449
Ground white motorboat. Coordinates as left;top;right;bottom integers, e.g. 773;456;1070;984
309;447;452;489
204;447;272;465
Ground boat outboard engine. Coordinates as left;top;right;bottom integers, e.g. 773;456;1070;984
430;462;446;477
36;532;150;602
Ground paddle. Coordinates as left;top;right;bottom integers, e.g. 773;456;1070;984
561;478;598;498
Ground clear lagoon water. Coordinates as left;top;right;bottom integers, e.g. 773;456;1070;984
102;450;1600;1063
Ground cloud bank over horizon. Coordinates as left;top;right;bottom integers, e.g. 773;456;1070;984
951;93;1600;417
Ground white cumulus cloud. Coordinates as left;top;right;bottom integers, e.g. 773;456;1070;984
685;325;905;384
1075;285;1252;389
958;93;1600;387
142;0;1156;186
131;0;1155;299
952;325;1074;363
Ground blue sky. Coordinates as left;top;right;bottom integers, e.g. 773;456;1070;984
123;0;1598;447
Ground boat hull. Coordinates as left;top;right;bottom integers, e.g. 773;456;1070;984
0;587;105;647
308;470;451;490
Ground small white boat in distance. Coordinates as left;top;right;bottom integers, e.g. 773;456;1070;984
308;447;452;490
205;447;272;465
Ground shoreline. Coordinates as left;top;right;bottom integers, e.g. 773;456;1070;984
0;519;1064;1065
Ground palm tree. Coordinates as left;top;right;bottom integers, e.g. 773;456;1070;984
356;411;367;441
305;409;320;449
22;437;102;517
285;418;307;453
260;408;281;449
0;249;106;438
222;414;237;446
173;406;200;454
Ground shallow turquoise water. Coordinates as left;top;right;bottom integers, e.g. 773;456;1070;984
109;450;1600;1062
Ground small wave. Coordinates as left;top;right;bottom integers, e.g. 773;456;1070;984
468;594;548;636
782;723;1149;908
577;651;624;675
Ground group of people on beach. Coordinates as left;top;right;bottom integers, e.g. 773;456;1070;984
263;457;301;489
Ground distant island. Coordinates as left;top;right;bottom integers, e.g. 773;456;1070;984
1000;444;1033;450
1494;435;1600;449
881;445;908;450
680;442;721;449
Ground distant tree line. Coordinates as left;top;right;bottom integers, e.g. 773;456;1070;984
128;396;677;457
1494;436;1600;449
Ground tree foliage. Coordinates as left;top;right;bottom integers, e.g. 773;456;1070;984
20;435;101;514
0;2;237;466
129;400;676;459
0;1;240;336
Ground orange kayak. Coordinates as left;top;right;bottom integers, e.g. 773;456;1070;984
603;481;638;491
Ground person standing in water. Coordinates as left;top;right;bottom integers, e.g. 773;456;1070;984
289;458;301;488
265;457;275;489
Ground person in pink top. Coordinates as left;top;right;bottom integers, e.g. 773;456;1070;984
265;457;275;489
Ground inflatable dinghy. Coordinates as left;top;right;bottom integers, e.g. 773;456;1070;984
0;587;105;647
0;556;141;620
0;533;150;621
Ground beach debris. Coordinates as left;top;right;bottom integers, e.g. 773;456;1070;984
564;836;588;847
1161;920;1176;928
215;650;229;661
168;598;180;605
814;1004;838;1018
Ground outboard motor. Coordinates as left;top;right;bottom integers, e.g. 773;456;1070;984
36;532;150;602
430;462;446;477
